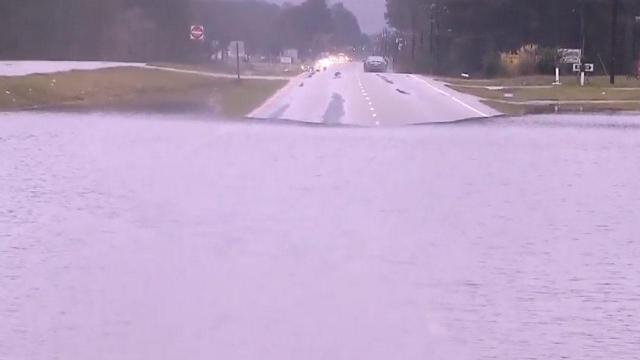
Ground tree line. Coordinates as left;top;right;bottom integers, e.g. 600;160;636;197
195;0;366;60
384;0;640;76
0;0;365;61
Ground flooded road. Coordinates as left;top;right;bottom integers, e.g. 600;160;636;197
1;112;640;360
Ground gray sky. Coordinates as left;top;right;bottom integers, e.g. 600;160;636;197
268;0;386;34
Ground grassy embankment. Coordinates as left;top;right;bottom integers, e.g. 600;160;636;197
0;67;287;117
439;75;640;115
150;62;305;77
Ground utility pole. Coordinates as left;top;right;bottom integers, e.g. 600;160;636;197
236;42;241;81
383;29;388;58
411;12;417;62
580;0;586;56
429;2;440;74
634;15;640;77
610;0;619;85
429;5;435;73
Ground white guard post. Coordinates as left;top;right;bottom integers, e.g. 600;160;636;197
554;67;561;85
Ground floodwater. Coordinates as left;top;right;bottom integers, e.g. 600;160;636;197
0;61;145;77
1;112;639;360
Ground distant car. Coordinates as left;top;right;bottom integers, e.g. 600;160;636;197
314;57;332;72
364;56;387;73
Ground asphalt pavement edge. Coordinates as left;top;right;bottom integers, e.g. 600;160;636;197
246;73;306;119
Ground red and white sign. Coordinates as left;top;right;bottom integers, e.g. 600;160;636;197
190;25;205;40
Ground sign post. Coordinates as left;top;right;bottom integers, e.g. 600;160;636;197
610;0;619;85
555;49;583;86
236;42;240;81
573;63;595;86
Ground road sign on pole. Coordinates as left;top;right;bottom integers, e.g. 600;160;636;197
573;63;594;73
190;25;205;40
573;63;594;86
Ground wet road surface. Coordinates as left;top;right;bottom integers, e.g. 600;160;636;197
249;62;500;125
1;112;640;360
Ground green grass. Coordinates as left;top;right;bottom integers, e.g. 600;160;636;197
450;85;640;102
481;100;530;116
441;75;640;88
217;79;287;117
443;75;640;115
151;62;304;77
484;100;640;116
0;67;287;117
440;75;557;87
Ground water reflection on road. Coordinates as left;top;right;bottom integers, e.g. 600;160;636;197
1;112;639;360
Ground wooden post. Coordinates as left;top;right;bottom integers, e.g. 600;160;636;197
236;42;241;81
610;0;619;85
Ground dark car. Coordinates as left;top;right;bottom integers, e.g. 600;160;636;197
364;56;387;73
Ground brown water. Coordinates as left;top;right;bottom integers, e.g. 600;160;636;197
1;112;639;360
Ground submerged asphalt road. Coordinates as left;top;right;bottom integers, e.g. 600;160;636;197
249;62;500;125
2;112;640;360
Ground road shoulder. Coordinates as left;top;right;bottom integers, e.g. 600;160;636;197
439;75;640;115
410;75;503;118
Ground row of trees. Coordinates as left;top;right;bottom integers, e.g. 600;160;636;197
384;0;640;76
0;0;365;61
194;0;366;60
0;0;191;61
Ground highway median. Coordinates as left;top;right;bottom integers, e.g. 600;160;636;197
0;66;287;117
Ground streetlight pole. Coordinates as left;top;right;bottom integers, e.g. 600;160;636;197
429;4;435;74
236;42;241;81
429;2;440;75
610;0;619;85
580;0;586;57
634;15;640;77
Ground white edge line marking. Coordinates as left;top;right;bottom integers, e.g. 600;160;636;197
247;74;306;118
146;65;289;80
411;75;489;117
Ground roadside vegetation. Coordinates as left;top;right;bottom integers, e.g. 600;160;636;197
0;67;286;117
383;0;640;116
385;0;640;78
1;0;366;63
442;75;640;115
1;0;361;117
440;75;640;88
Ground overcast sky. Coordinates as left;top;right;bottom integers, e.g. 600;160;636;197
268;0;386;34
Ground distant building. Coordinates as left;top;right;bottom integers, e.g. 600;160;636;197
227;41;246;58
283;49;298;63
